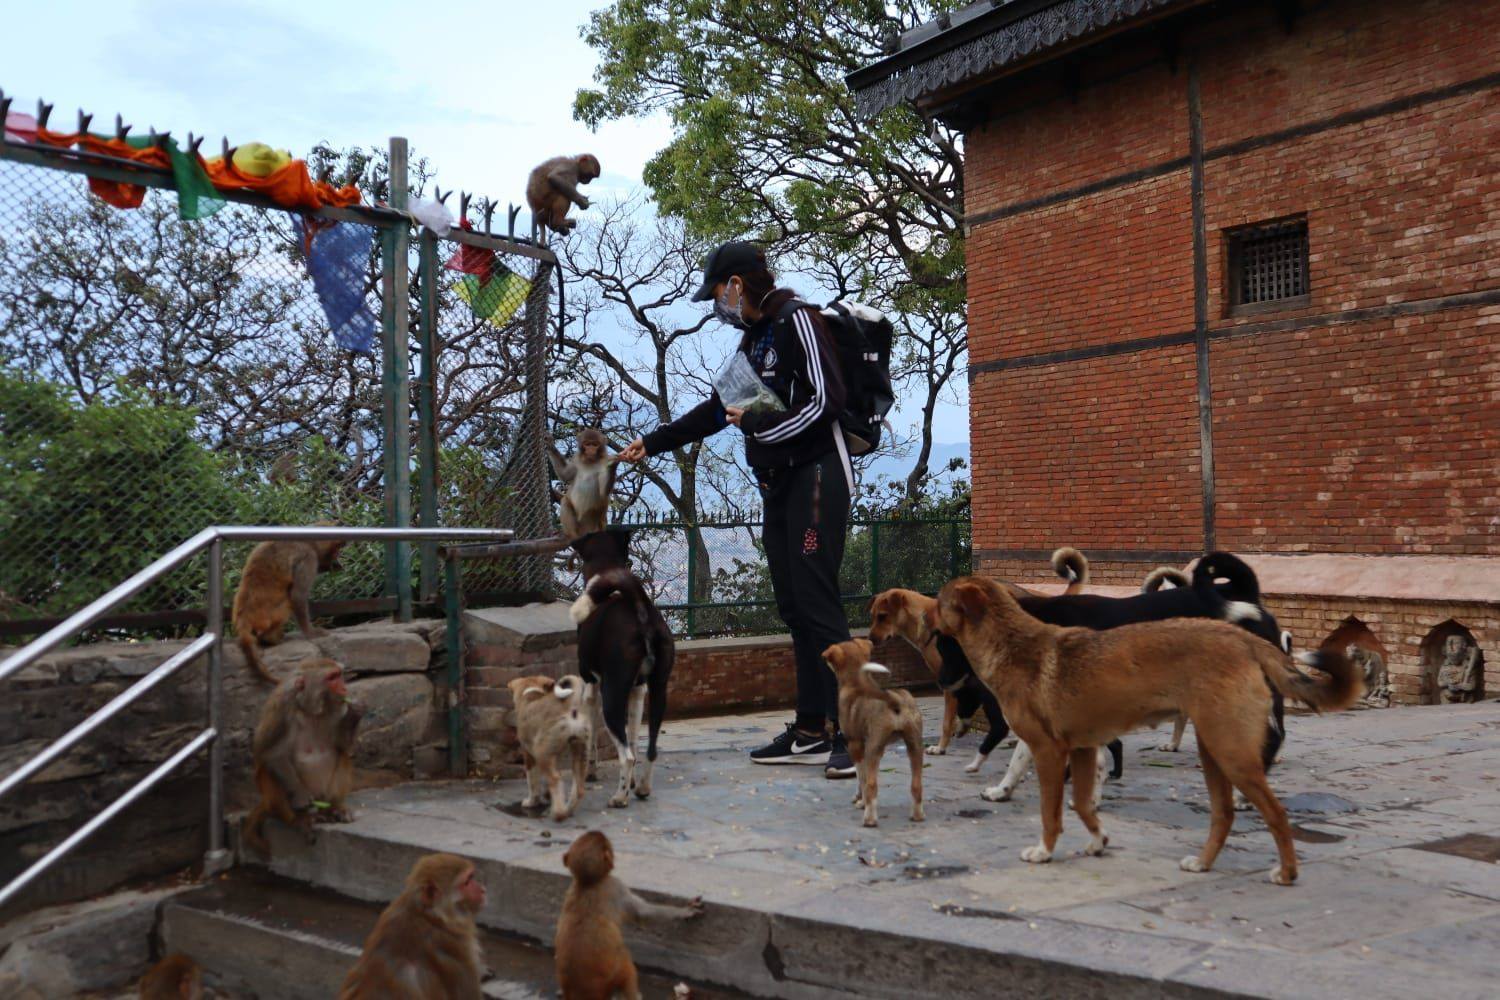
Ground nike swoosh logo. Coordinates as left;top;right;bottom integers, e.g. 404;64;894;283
790;740;825;754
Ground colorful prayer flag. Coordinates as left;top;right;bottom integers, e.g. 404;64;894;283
455;267;530;327
293;217;378;353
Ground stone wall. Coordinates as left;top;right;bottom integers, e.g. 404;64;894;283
0;620;447;917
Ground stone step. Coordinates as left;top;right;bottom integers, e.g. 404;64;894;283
161;869;747;1000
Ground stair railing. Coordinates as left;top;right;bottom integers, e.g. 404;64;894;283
0;525;519;912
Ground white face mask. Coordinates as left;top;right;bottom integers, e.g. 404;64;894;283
712;280;748;329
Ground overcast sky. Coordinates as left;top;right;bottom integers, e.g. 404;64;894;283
6;0;968;447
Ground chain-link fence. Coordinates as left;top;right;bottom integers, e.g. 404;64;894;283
570;512;971;638
0;113;555;640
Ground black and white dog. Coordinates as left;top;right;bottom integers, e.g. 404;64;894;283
567;527;675;808
939;551;1274;803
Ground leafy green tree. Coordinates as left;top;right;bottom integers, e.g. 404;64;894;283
575;0;970;498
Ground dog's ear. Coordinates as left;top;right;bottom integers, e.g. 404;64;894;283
605;525;633;562
953;579;990;625
854;637;874;659
821;642;845;670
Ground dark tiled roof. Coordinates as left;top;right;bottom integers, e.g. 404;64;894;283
847;0;1193;119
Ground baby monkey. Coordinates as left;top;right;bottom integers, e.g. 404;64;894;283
555;830;703;1000
549;428;617;540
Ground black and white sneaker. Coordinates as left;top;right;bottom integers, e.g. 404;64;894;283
750;723;830;765
824;733;856;779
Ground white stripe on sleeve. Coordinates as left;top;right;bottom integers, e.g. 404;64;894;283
755;308;831;444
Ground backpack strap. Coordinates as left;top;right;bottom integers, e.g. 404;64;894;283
774;297;809;324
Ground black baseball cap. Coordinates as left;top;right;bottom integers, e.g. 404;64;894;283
691;240;767;302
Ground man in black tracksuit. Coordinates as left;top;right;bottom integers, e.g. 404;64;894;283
618;241;857;778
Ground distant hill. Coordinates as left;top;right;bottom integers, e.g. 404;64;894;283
861;440;970;486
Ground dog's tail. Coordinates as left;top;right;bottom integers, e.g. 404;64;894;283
553;677;576;699
1258;645;1363;714
1050;547;1089;594
1141;567;1190;593
1191;553;1263;624
859;662;903;707
569;567;636;624
1193;551;1263;604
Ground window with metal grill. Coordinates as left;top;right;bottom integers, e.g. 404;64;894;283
1225;217;1309;313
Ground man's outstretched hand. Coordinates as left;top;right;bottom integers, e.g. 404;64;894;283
618;438;647;462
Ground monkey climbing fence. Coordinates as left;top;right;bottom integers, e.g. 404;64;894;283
0;91;558;639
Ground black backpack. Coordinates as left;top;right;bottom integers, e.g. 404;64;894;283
778;299;895;455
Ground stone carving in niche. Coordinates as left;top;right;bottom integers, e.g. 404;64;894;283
1437;633;1483;704
1350;644;1390;708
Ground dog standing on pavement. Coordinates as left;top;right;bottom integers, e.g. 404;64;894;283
931;575;1361;885
508;674;593;821
568;527;675;809
822;638;924;827
866;547;1087;761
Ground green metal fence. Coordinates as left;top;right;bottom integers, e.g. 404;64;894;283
594;512;971;638
0;93;555;639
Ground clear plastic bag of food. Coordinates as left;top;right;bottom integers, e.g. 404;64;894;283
712;353;786;415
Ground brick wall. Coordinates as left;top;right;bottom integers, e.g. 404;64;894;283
965;0;1500;564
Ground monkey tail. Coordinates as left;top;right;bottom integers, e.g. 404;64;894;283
243;803;270;855
1050;547;1089;594
238;632;280;684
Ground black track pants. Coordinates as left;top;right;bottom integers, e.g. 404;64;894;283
758;449;852;731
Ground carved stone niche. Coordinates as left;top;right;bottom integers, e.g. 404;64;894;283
1421;621;1485;706
1322;618;1389;708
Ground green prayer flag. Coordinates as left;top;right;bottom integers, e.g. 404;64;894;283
119;134;227;221
455;269;530;327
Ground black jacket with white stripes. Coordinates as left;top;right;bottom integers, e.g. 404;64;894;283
641;289;847;471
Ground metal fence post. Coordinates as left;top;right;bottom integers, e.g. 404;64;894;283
515;259;554;595
443;550;467;776
416;231;440;602
381;136;413;621
869;521;881;597
685;522;698;639
203;537;229;874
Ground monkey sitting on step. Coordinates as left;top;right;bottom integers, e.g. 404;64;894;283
549;428;618;540
232;533;346;683
340;853;487;999
243;658;361;855
527;154;600;239
137;954;202;1000
555;830;702;1000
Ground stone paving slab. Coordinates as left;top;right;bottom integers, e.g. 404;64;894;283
278;699;1500;999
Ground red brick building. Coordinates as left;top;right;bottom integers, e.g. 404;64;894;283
851;0;1498;703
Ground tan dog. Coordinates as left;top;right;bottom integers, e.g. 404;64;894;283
822;638;924;827
509;674;593;821
931;576;1361;886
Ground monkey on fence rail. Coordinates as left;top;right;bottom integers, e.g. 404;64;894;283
243;658;360;855
549;428;617;540
340;852;487;999
527;154;600;238
555;830;702;1000
231;534;346;683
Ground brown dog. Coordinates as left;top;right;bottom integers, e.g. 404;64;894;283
508;674;592;821
822;638;924;827
931;576;1361;885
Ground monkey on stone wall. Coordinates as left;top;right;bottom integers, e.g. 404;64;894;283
527;154;600;238
340;853;487;999
232;534;346;683
243;658;360;855
549;428;617;540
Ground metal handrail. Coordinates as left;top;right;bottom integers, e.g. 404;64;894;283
0;525;516;912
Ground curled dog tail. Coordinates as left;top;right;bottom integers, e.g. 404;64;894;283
569;567;639;624
1051;547;1089;594
1193;551;1263;604
1258;646;1364;714
1141;567;1190;593
859;662;902;708
554;677;576;699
